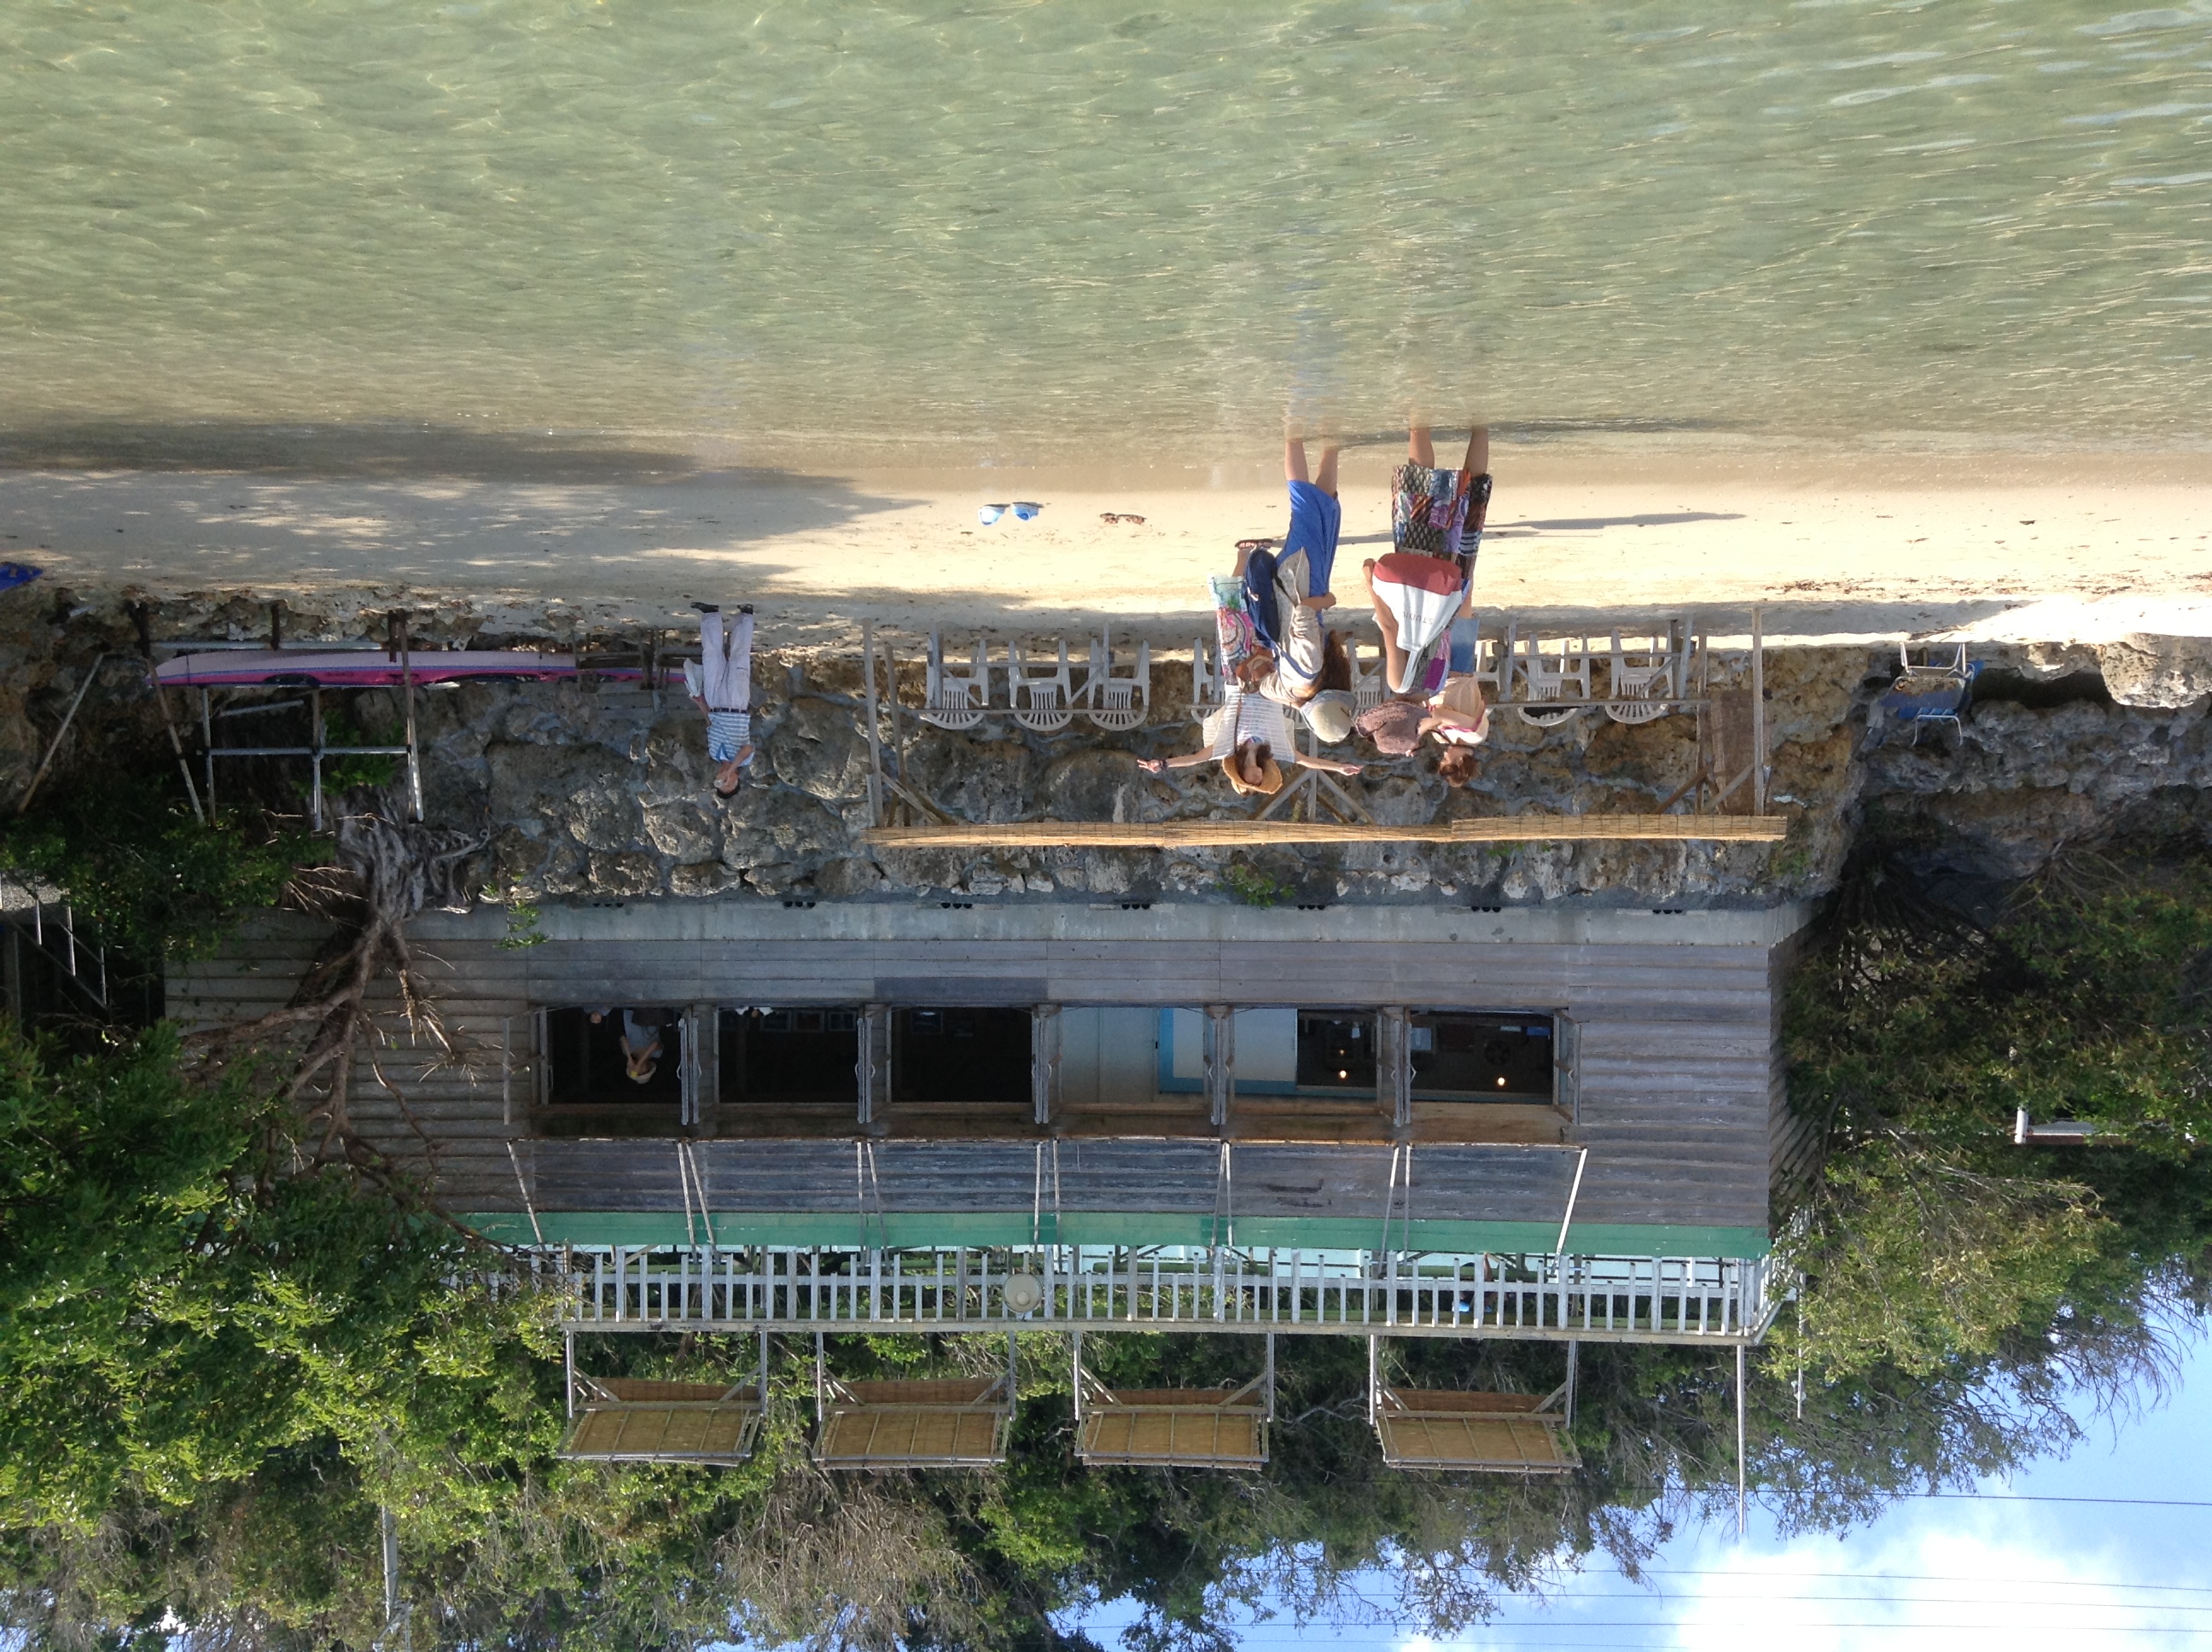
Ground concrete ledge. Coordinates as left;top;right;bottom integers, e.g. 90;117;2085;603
408;898;1813;949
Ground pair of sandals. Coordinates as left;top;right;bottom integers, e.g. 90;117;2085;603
977;501;1043;525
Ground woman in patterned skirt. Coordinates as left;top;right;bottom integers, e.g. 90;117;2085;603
1365;425;1493;696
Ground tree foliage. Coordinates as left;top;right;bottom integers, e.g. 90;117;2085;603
1777;830;2212;1386
0;776;314;964
6;827;2212;1649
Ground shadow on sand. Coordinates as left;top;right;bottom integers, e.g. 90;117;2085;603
0;421;713;485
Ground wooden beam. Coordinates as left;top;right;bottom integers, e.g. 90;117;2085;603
864;815;1789;849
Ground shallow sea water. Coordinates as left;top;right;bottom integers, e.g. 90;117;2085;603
3;1;2210;463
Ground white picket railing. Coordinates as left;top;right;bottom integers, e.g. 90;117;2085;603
528;1245;1778;1346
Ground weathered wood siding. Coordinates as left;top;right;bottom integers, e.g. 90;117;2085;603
171;904;1802;1241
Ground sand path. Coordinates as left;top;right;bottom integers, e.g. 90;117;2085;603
3;446;2207;647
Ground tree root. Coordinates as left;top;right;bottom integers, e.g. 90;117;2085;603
190;793;490;1179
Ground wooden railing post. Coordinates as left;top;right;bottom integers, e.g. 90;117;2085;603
1203;1005;1234;1131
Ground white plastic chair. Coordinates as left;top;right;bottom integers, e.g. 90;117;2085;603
922;630;991;731
1349;637;1386;716
1083;629;1151;732
1472;617;1515;699
1901;641;1970;679
1515;634;1593;728
1604;616;1691;725
1189;637;1225;723
1008;639;1076;733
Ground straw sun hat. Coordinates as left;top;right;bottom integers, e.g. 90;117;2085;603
1301;689;1356;744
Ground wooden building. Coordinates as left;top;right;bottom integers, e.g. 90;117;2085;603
173;899;1813;1334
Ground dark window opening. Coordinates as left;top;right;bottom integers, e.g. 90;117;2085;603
893;1006;1032;1106
719;1007;860;1106
1295;1011;1377;1094
544;1006;684;1107
1409;1011;1555;1102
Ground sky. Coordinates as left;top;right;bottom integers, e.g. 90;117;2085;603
1075;1324;2212;1651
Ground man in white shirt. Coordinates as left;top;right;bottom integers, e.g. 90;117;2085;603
686;602;755;797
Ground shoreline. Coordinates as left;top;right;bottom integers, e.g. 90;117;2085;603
2;444;2207;649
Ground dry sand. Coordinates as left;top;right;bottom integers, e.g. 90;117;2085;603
3;444;2208;648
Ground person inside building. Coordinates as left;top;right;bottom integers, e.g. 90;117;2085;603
619;1008;670;1085
685;602;756;797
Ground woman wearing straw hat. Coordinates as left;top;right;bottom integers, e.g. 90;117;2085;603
1138;689;1364;797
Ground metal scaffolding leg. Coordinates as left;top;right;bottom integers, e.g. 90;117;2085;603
1736;1342;1748;1540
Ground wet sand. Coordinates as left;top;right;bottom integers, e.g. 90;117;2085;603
3;444;2208;646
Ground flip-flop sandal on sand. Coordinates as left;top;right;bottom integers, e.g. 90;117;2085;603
1100;512;1146;525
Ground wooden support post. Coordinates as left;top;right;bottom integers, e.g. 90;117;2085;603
1555;1011;1581;1126
1203;1005;1234;1131
201;688;215;815
381;1506;403;1648
687;1001;719;1136
1565;1341;1579;1429
861;620;885;829
1030;1003;1061;1128
1750;605;1767;816
130;604;205;823
1736;1342;1749;1540
309;687;324;831
564;1327;576;1419
15;654;107;816
394;611;424;823
858;1003;892;1132
1377;1006;1412;1131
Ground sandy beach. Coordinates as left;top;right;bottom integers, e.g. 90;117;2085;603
3;443;2208;647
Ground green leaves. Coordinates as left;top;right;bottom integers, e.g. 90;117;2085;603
1780;844;2212;1384
1778;1139;2107;1382
0;778;317;964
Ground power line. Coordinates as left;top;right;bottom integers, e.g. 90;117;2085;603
1636;1566;2212;1597
1581;1593;2212;1613
1206;1626;2212;1638
1907;1492;2212;1509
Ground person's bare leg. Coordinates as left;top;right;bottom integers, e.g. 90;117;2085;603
1314;443;1340;497
1462;426;1488;476
1365;560;1411;689
1407;427;1435;468
1285;438;1310;486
